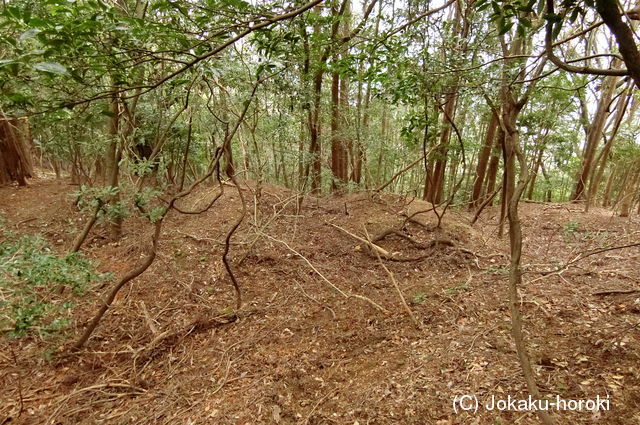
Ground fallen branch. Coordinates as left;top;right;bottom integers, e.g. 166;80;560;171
261;232;389;314
533;242;640;277
134;312;236;364
471;187;500;225
330;221;455;262
328;222;392;258
71;218;164;351
364;226;422;330
70;199;103;253
372;229;430;249
293;279;337;319
592;288;640;296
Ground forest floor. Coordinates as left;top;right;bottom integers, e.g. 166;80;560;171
1;175;640;425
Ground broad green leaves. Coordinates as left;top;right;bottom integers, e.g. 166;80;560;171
476;0;542;37
33;61;68;75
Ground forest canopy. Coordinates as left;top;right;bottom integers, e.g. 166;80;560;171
0;0;637;209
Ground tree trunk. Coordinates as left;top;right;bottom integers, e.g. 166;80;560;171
484;128;503;206
470;111;499;208
586;82;632;210
425;91;457;203
526;147;544;200
331;63;348;189
572;70;620;201
602;167;616;207
619;164;640;217
105;93;123;240
596;0;640;88
0;116;34;186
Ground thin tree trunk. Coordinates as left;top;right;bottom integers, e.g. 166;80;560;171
572;69;620;200
586;82;632;210
484;129;503;206
105;93;123;240
0;116;34;186
526;147;544;200
619;164;640;217
470;111;499;208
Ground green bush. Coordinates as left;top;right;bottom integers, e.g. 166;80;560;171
0;232;110;337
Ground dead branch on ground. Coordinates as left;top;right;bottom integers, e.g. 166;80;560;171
363;226;422;330
260;232;389;314
528;241;640;281
329;222;455;262
592;288;640;296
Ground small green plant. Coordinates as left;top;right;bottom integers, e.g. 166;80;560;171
0;232;110;337
563;219;580;236
412;292;428;304
72;185;130;225
446;283;470;295
486;265;510;275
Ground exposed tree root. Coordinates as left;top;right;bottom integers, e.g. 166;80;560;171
134;311;237;364
330;221;456;262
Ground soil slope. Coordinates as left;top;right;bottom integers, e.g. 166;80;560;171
1;177;639;424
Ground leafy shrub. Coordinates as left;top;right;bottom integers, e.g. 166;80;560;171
0;232;110;337
563;219;580;236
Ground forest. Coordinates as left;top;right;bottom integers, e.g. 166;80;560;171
1;0;640;423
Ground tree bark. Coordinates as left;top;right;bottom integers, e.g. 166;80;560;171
105;93;123;240
585;82;632;210
602;166;616;207
484;128;503;206
470;111;499;208
526;146;545;200
572;71;620;201
0;116;34;186
596;0;640;88
619;164;640;217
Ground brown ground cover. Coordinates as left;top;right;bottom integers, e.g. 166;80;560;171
1;177;639;424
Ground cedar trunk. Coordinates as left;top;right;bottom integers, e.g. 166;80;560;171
0;116;34;186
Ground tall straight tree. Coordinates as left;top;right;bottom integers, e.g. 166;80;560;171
572;60;622;201
423;0;470;204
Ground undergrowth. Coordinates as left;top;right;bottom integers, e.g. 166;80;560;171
0;224;110;338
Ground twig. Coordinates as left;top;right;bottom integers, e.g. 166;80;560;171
299;388;338;425
221;175;246;310
9;346;24;420
293;279;337;319
328;222;392;258
139;301;158;336
46;382;146;424
592;288;640;296
532;241;640;278
363;226;422;330
261;232;389;314
471;188;500;225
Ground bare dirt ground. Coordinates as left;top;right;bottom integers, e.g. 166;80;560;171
1;176;639;425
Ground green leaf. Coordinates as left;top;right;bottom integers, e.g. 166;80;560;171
19;28;42;41
498;17;514;35
33;61;69;75
491;1;501;15
0;58;17;67
520;0;537;12
8;92;32;105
